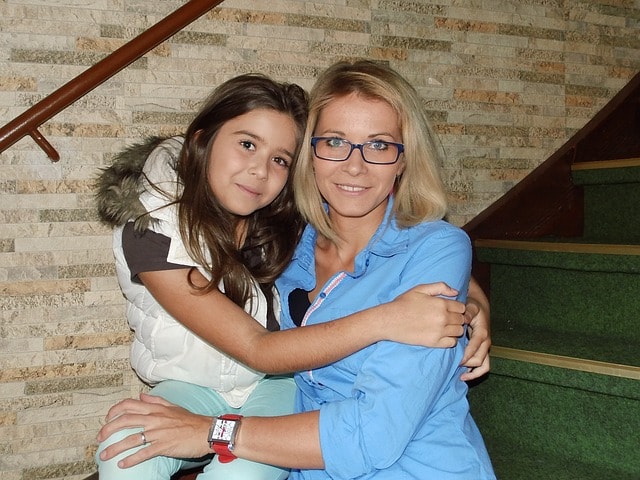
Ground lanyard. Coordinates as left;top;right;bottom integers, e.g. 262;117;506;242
300;271;347;380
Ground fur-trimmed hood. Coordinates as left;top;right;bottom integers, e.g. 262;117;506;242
94;135;170;230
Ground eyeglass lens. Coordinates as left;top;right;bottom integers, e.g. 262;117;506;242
313;137;401;164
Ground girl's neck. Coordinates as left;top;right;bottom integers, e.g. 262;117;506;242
235;219;248;248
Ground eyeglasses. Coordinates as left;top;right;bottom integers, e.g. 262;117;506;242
311;137;404;165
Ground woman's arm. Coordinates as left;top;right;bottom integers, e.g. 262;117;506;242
139;268;469;373
97;344;465;471
97;393;323;469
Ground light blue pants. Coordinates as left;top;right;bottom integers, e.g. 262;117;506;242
96;376;296;480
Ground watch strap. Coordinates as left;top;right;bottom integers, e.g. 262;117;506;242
209;414;243;463
212;443;236;463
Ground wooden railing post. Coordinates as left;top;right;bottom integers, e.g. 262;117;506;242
0;0;224;161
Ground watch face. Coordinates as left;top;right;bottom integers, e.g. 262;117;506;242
212;419;235;442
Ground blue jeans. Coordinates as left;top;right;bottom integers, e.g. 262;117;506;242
96;376;296;479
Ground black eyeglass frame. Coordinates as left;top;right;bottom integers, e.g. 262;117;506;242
310;136;405;165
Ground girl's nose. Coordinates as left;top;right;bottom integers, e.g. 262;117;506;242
248;157;268;179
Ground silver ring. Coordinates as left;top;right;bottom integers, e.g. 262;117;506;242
140;432;147;445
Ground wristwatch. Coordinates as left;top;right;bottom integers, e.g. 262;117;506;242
208;414;243;463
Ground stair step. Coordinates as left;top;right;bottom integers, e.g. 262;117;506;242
482;445;640;480
571;158;640;242
468;351;640;478
490;323;638;367
475;239;640;271
475;239;639;366
571;157;640;185
491;346;640;392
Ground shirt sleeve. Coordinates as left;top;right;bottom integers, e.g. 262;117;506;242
319;225;473;477
121;221;190;284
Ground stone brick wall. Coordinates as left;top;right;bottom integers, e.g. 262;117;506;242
1;1;638;478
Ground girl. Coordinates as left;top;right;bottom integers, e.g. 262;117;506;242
96;72;491;479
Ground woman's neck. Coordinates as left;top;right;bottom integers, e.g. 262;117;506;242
314;208;382;277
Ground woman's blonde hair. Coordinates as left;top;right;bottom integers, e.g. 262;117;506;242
294;60;448;241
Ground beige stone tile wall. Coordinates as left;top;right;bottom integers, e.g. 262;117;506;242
0;0;638;478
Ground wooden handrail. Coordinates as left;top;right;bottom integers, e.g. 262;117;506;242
0;0;224;162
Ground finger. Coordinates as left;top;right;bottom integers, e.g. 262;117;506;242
460;356;490;381
432;336;457;348
411;282;458;298
459;333;482;366
463;302;479;324
443;324;465;339
461;347;488;368
140;392;173;406
98;413;148;442
445;299;466;314
118;444;158;469
106;398;152;422
99;431;148;462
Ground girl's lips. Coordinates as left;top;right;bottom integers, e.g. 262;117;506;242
237;183;261;197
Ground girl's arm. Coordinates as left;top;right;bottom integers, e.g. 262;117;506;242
138;268;470;373
98;276;490;467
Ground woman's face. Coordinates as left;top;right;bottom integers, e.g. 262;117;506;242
207;108;297;216
312;92;405;226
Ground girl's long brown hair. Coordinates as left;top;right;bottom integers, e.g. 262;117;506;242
177;74;308;326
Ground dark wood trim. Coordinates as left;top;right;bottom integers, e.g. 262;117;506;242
464;70;640;295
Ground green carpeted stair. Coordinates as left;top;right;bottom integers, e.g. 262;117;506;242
468;158;640;479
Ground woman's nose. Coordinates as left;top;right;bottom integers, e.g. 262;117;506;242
342;146;367;174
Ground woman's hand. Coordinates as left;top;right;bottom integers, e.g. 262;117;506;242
97;393;212;468
459;278;491;381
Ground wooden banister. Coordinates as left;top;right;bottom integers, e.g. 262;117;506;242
0;0;224;162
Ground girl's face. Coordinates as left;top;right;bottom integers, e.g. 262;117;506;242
207;108;297;216
312;92;405;227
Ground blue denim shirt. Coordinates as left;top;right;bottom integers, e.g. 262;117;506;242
276;200;495;479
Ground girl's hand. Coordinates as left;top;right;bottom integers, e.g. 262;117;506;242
387;282;466;348
97;393;211;468
387;279;492;381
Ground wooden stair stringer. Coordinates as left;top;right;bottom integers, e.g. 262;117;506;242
491;345;640;381
474;238;640;256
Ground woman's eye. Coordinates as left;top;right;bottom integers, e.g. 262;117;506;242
327;137;346;148
369;141;389;151
240;140;256;151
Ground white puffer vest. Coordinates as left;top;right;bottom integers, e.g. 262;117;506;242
113;137;279;407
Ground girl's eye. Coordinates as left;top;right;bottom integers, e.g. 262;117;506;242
240;140;256;151
273;157;290;168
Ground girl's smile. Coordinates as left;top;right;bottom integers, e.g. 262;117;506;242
207;108;297;217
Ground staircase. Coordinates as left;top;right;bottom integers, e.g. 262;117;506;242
464;74;640;478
